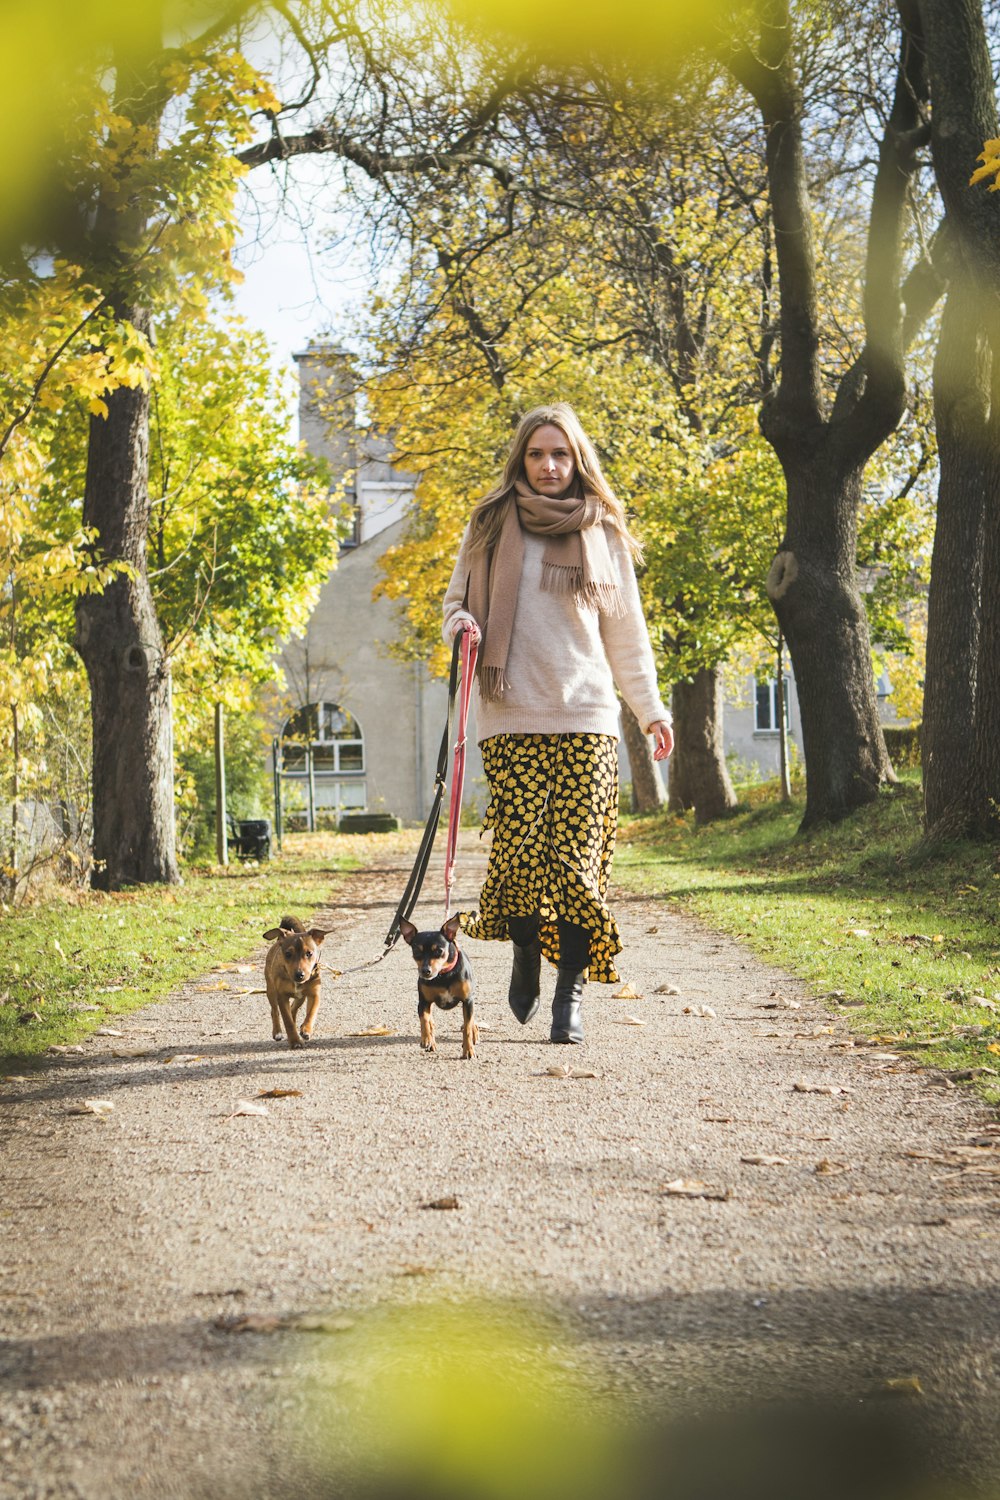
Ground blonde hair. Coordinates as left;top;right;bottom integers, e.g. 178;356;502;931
468;403;642;559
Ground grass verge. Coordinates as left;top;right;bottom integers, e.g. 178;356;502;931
0;830;417;1067
615;776;1000;1107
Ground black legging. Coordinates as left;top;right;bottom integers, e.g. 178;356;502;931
507;911;590;971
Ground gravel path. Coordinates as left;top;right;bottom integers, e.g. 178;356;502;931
1;849;999;1498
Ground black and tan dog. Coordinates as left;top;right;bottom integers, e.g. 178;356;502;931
399;914;477;1059
262;915;330;1048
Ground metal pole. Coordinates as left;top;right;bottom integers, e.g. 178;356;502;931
214;702;228;864
272;737;283;852
776;634;791;802
306;741;316;832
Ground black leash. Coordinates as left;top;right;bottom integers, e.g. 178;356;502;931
380;634;464;951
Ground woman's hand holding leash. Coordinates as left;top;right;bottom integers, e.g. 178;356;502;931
648;719;673;762
451;612;481;645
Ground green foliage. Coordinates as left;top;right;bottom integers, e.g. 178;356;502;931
145;315;346;690
176;705;274;859
883;722;922;771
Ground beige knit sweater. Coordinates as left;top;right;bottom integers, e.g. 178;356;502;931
442;523;670;742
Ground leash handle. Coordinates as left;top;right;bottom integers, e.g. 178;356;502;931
444;626;478;919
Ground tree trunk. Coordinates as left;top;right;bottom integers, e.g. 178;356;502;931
766;461;896;829
619;698;665;813
918;0;1000;841
967;347;1000;839
75;338;179;889
667;668;737;823
922;278;988;836
726;0;929;829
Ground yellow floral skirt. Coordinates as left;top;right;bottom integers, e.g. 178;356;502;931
460;733;622;984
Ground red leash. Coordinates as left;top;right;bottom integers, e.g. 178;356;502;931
444;626;478;920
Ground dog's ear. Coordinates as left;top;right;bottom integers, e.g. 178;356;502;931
441;913;461;943
399;918;417;945
263;928;284;940
308;929;329;945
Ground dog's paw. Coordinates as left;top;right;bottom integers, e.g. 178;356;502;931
273;1032;285;1042
461;1048;475;1060
299;1028;312;1041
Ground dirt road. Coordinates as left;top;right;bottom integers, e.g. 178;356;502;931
1;851;998;1498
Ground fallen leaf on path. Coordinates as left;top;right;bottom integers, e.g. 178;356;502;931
234;988;268;998
94;1027;124;1037
814;1158;851;1176
290;1314;355;1333
530;1068;593;1080
398;1264;438;1277
227;1099;269;1118
67;1098;115;1118
615;1015;646;1026
47;1044;85;1055
422;1195;460;1210
3;1075;31;1083
740;1154;789;1167
793;1081;852;1096
257;1088;303;1099
214;1314;284;1334
195;982;231;992
663;1178;731;1201
612;984;642;1000
534;1065;598;1079
162;1054;207;1065
112;1048;153;1058
348;1026;396;1037
683;1005;717;1019
846;928;872;938
654;984;681;995
883;1376;924;1396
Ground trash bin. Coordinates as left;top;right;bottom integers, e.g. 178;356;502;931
227;817;271;861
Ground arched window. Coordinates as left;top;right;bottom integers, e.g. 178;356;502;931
280;702;366;818
281;702;364;772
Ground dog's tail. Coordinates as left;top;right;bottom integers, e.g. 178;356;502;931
279;915;305;933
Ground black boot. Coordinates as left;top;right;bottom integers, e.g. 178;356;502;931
507;914;541;1024
551;968;585;1044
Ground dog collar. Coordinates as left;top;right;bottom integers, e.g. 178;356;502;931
437;944;461;976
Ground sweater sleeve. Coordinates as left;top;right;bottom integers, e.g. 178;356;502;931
600;530;671;731
442;526;476;644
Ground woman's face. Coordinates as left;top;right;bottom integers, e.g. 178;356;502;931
523;424;577;498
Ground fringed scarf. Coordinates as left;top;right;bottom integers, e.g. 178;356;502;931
467;481;625;702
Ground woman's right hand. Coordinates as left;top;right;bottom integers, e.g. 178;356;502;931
450;611;481;645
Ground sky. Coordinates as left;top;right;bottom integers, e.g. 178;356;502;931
228;158;375;430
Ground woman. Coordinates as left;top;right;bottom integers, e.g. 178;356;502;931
442;403;672;1044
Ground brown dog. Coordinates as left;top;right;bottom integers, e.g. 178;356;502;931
262;915;330;1048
